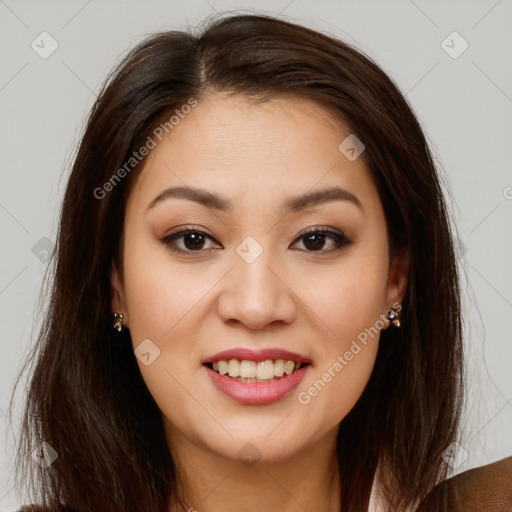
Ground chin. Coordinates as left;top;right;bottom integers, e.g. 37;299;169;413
204;422;317;464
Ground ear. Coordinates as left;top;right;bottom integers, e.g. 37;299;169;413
109;259;128;327
383;247;409;329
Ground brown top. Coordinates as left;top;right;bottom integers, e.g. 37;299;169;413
17;456;512;512
416;455;512;511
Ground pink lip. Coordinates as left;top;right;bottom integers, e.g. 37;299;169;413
202;347;310;364
203;364;310;405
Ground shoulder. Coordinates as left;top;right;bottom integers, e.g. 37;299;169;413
416;455;512;511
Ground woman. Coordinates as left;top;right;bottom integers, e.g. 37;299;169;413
9;12;512;512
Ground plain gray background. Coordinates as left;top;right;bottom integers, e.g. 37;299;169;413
1;0;511;510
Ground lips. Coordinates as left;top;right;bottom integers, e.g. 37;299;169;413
202;347;312;405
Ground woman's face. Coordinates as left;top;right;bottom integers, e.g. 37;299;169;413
111;93;408;464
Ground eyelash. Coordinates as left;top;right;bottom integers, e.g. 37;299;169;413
160;226;352;255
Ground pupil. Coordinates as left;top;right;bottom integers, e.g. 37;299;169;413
305;233;325;251
184;232;204;250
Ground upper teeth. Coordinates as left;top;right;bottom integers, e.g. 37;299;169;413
212;359;302;379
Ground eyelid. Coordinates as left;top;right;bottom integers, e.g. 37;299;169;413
295;225;348;240
163;225;216;239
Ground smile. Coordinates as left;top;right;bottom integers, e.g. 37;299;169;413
203;359;311;405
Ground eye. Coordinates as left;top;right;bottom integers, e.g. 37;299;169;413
160;226;352;254
291;227;353;253
160;228;221;253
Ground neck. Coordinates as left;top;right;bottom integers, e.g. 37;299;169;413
165;423;341;512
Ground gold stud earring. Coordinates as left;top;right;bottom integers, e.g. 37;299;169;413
386;306;401;328
113;312;124;332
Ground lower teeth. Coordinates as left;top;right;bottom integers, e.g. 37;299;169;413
231;376;276;383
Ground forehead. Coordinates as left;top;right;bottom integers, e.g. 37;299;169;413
128;93;379;215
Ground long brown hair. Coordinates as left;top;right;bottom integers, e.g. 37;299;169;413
9;12;464;512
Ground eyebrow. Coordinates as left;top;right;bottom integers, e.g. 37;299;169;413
146;185;364;214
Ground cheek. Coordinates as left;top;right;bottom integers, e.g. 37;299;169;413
294;245;387;423
122;237;212;342
120;243;209;433
297;286;381;429
306;348;379;429
300;247;388;343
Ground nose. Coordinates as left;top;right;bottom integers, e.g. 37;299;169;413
217;241;297;330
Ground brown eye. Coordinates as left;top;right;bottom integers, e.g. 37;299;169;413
292;228;352;253
161;229;221;253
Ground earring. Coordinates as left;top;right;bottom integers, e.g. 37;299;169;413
386;305;401;328
113;312;124;332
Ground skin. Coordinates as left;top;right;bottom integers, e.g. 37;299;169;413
110;92;409;512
